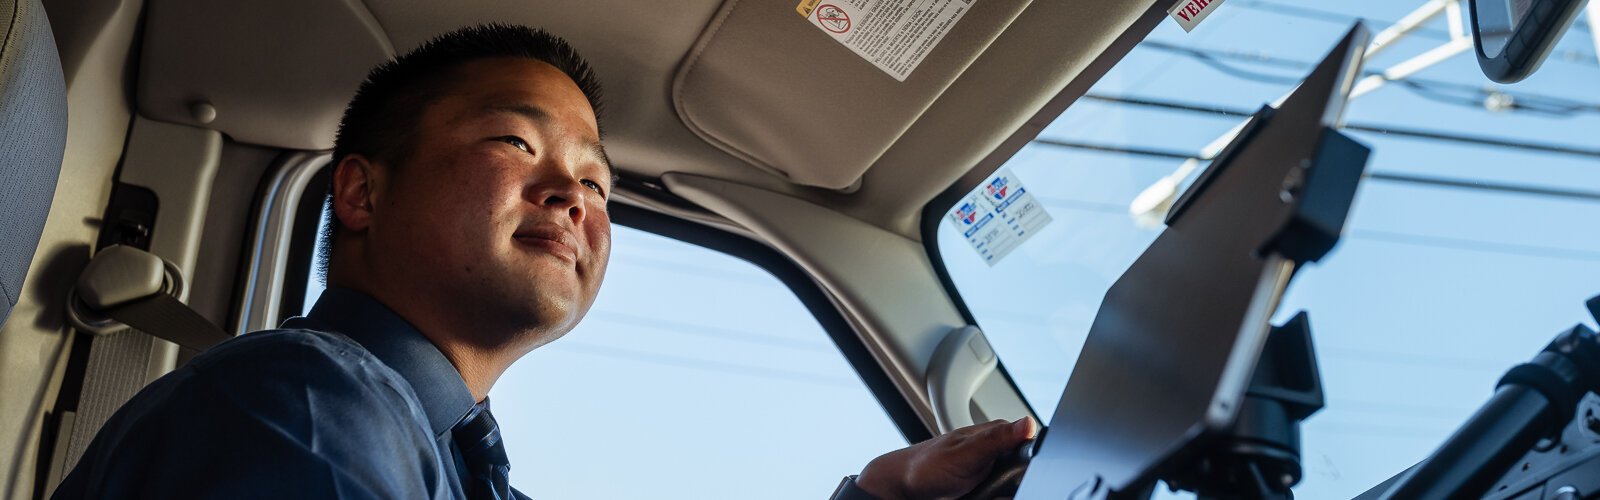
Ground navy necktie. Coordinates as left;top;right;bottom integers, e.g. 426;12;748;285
453;400;512;500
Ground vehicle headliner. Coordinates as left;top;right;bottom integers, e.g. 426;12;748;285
134;0;1162;237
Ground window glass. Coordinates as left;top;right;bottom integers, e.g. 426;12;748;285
937;4;1600;498
303;221;905;499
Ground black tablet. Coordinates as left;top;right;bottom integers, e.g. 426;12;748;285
1014;23;1373;499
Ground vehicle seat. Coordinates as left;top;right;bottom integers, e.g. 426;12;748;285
0;0;68;327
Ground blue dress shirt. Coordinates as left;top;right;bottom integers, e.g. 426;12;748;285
52;287;526;499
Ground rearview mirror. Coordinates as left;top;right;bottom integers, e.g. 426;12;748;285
1469;0;1587;83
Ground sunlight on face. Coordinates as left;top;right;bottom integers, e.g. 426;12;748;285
372;58;612;349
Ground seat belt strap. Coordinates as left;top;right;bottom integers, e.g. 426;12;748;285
58;244;233;476
64;244;232;351
102;293;231;351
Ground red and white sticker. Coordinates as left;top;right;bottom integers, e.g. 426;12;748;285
795;0;974;82
1168;0;1227;32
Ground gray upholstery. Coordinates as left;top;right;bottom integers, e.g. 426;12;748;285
0;0;67;327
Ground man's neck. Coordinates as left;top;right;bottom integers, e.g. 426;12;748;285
328;278;535;401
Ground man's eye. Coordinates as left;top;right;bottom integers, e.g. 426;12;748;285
497;136;532;153
580;179;606;196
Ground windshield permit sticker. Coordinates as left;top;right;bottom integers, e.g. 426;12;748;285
1168;0;1226;32
794;0;974;82
946;167;1053;266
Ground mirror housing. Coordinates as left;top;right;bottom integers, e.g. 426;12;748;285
1469;0;1586;83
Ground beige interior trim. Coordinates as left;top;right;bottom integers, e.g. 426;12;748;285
663;171;1015;431
135;0;393;150
671;0;1034;190
61;116;222;477
125;0;1163;241
611;188;753;241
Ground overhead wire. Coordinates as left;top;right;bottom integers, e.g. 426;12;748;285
1077;93;1600;159
1018;139;1600;265
1233;0;1596;36
1026;137;1600;203
1229;0;1597;61
1137;41;1600;118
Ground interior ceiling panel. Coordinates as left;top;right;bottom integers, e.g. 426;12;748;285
356;0;764;196
135;0;1159;237
138;0;394;150
672;0;1032;189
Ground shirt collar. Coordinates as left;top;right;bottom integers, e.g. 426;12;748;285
284;287;477;438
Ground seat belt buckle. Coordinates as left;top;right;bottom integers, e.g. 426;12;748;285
66;245;185;336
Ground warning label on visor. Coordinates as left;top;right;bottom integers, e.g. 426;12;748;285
946;167;1052;266
795;0;974;81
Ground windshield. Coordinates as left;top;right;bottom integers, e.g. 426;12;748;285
935;2;1600;498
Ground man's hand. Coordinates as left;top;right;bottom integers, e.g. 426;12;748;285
855;417;1038;500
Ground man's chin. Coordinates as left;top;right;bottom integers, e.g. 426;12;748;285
507;290;586;332
469;259;591;329
456;297;580;352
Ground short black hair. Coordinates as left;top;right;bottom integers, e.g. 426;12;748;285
316;24;604;282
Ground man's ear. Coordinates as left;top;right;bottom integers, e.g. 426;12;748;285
331;154;382;234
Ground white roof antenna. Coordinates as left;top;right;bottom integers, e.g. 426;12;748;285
1588;1;1600;71
1130;0;1485;227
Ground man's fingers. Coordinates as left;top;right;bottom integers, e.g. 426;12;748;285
978;417;1036;442
1014;416;1039;440
951;418;1009;436
953;417;1038;463
988;417;1036;446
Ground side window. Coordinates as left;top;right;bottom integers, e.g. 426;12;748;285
295;205;905;498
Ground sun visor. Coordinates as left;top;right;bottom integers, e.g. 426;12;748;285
673;0;1032;190
137;0;394;150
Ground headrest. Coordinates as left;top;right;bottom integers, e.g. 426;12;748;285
0;0;68;326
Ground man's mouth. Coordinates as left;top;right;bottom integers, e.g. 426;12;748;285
512;227;579;263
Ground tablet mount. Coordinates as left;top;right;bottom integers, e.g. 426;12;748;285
1159;311;1323;500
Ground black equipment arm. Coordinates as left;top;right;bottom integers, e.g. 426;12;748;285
1373;299;1600;500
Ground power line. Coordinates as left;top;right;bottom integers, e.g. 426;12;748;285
1143;40;1304;85
546;341;860;388
1229;0;1595;51
1368;172;1600;202
1031;137;1190;160
1137;41;1600;117
1230;0;1449;40
588;311;836;353
1025;137;1600;202
1080;93;1600;160
1354;229;1600;263
1352;122;1600;158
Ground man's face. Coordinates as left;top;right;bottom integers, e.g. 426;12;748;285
366;57;611;348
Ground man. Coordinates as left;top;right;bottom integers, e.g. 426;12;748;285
54;24;1035;499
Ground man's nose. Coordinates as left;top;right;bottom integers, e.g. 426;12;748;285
530;175;587;223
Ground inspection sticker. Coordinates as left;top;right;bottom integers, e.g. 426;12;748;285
946;167;1052;266
795;0;974;81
